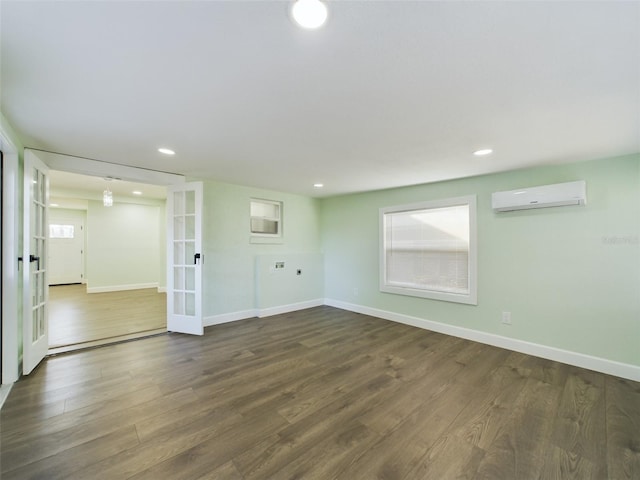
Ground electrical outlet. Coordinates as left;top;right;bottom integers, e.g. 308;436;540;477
353;287;359;296
501;311;512;325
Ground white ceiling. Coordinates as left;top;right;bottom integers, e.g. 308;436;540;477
2;1;639;198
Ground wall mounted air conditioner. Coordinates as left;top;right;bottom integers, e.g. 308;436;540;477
492;180;586;212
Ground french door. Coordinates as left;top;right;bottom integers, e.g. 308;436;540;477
166;182;203;335
23;150;49;374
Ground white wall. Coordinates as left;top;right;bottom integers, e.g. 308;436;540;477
86;200;164;292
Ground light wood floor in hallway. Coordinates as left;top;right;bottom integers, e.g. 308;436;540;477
2;306;638;479
48;284;166;349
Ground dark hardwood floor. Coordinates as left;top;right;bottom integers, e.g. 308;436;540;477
1;306;638;479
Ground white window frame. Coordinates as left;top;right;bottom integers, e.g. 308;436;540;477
379;195;477;305
250;198;282;238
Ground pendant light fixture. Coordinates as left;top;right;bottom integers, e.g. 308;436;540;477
103;177;114;207
103;188;113;207
291;0;328;29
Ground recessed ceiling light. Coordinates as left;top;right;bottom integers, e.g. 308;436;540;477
291;0;328;29
473;149;493;156
50;203;59;207
158;148;175;155
313;183;324;188
132;191;143;195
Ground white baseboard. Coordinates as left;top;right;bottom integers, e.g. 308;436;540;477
204;309;258;327
324;298;640;382
203;299;325;327
87;282;159;294
258;299;324;318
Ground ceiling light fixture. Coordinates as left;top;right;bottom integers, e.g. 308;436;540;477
313;183;324;188
291;0;328;29
103;188;113;207
132;191;143;195
473;148;493;156
103;177;114;207
158;148;175;155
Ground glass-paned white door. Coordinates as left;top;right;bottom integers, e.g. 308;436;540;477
167;182;203;335
23;149;49;374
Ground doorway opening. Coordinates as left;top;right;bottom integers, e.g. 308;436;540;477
47;170;168;353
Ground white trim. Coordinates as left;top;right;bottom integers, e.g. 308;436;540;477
87;282;158;294
0;383;13;409
202;298;325;327
204;309;258;327
324;298;640;382
1;130;20;384
258;299;324;318
157;286;167;293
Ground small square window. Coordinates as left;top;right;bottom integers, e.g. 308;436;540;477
250;199;282;237
49;224;75;239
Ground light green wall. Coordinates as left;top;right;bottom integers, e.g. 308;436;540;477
320;154;640;366
255;253;324;310
86;200;163;289
201;180;322;317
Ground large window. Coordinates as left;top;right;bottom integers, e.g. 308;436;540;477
380;195;477;305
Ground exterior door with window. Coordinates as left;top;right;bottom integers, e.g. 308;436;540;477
23;150;49;374
48;216;84;285
167;182;203;335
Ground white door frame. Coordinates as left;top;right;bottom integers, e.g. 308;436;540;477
1;126;20;386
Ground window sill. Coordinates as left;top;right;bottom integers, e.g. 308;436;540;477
250;236;284;245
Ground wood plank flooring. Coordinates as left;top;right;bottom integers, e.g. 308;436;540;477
48;284;166;348
2;306;638;479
